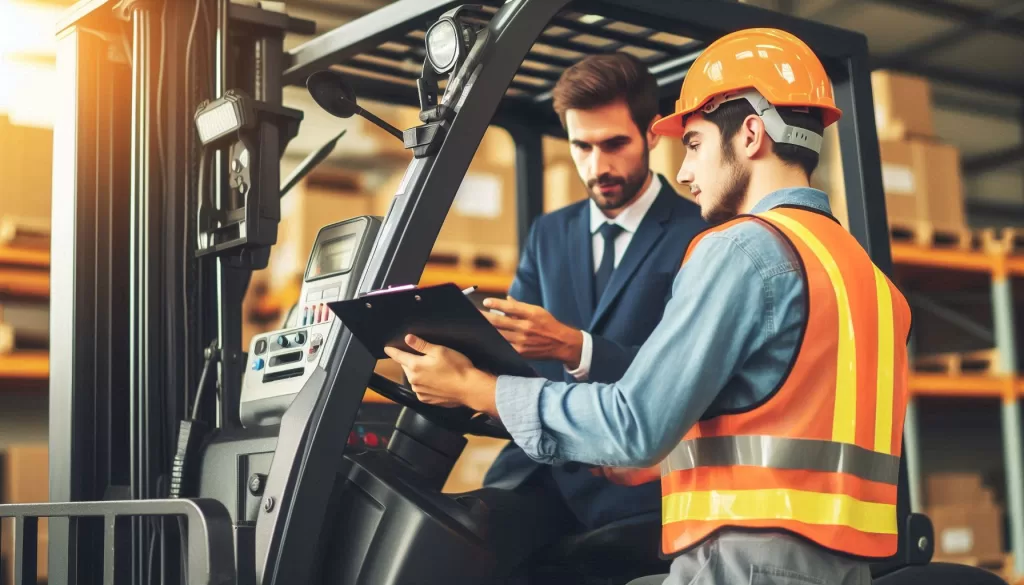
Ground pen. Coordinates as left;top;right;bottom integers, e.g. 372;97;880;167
462;285;478;295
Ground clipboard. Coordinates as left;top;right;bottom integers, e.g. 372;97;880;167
327;283;537;378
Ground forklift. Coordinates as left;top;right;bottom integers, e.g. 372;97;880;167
0;0;1009;583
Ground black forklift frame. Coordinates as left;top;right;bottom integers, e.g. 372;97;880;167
11;0;927;584
260;4;903;584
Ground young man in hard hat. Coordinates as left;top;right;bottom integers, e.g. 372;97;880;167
385;28;912;585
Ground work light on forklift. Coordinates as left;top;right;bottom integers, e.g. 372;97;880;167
195;91;252;146
425;18;462;74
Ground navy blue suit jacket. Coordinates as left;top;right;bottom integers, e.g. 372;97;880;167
483;177;707;530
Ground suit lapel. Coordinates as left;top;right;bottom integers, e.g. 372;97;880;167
590;184;675;329
568;204;595;325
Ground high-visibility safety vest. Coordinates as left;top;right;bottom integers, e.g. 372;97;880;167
661;206;912;559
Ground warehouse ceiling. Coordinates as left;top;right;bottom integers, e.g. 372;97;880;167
278;0;1023;197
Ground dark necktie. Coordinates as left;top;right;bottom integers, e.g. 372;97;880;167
594;222;624;305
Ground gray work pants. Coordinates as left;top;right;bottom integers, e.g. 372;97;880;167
627;532;872;585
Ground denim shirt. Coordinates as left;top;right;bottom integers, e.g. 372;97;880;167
494;187;832;467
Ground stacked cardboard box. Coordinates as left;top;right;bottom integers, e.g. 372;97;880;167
0;300;48;355
373;131;520;273
442;435;509;494
926;472;1004;566
0;116;52;224
871;71;966;241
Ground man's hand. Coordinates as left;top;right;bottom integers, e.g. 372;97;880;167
589;465;661;486
482;297;584;368
384;334;499;417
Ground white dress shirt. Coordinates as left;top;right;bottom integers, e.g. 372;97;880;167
566;173;662;381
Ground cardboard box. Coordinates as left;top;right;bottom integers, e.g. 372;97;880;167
814;125;850;229
374;159;519;271
442;436;509;494
871;70;935;141
268;171;374;287
543;159;590;213
878;138;965;232
455;164;518;258
928;503;1004;565
0;115;53;221
650;137;693;200
927;472;986;507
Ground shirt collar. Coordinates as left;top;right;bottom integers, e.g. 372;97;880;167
590;173;662;234
749;187;833;216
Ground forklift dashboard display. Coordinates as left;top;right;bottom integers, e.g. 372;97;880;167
307;233;357;279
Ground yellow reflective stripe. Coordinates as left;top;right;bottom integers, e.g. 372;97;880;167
873;267;895;454
662;488;898;535
761;211;857;444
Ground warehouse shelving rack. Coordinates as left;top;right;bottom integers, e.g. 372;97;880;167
0;246;49;381
884;241;1024;578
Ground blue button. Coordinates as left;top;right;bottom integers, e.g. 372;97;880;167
252;357;265;371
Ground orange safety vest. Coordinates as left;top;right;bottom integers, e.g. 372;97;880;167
660;206;912;559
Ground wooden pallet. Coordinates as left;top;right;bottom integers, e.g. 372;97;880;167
914;349;1000;376
982;227;1024;255
890;220;977;250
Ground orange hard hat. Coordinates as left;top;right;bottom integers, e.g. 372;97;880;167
652;28;842;145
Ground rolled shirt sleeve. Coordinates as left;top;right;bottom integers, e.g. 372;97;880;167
495;232;778;468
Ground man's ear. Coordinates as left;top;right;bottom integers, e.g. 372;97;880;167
646;114;663;150
742;114;770;159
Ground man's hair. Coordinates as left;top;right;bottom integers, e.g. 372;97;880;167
551;52;659;136
703;99;825;176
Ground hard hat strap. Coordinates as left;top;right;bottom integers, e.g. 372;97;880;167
700;89;823;154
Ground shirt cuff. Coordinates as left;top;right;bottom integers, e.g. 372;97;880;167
495;375;548;459
565;330;592;381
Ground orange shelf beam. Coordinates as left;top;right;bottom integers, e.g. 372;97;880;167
0;351;48;380
909;373;1013;398
890;244;994;273
1004;256;1024;277
363;389;394;404
0;267;48;298
0;246;49;269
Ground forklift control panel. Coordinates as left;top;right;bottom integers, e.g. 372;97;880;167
240;215;382;427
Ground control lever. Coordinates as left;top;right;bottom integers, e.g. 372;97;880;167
306;70;403;141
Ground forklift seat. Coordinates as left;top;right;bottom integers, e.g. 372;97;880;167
531;511;669;577
873;562;1008;585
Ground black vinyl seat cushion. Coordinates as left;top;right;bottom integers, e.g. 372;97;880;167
531;511;669;577
873;563;1008;585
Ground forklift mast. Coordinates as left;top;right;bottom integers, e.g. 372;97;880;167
20;0;939;584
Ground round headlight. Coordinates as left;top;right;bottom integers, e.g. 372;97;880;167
426;19;460;73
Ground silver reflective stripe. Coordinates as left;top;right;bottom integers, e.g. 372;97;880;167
661;435;900;485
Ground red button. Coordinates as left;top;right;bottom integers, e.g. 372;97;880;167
363;432;379;448
347;431;358;446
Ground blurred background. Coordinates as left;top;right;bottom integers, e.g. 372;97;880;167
1;0;1023;582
